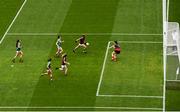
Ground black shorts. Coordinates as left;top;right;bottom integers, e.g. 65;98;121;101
115;50;120;54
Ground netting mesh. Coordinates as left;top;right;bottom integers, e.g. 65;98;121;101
166;22;180;81
167;22;180;56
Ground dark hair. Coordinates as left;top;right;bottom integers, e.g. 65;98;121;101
16;40;20;47
58;35;60;39
48;58;52;61
114;41;118;44
62;53;67;58
63;54;67;57
82;34;85;38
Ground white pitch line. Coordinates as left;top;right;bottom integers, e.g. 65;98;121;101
162;0;168;111
98;94;163;99
0;0;27;44
118;41;163;44
7;33;58;36
96;41;163;96
0;106;163;110
6;32;163;36
96;41;110;96
166;80;180;82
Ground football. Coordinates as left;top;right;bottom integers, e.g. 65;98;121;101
86;42;90;46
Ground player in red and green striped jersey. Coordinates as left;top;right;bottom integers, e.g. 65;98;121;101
109;41;121;62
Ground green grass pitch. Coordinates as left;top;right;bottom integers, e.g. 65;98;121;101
0;0;179;111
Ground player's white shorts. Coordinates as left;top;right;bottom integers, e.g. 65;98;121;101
61;65;67;70
79;43;86;47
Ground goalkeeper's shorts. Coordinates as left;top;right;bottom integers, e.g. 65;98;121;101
115;51;120;54
115;48;121;54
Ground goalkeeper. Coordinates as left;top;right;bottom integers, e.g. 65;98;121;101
109;41;121;61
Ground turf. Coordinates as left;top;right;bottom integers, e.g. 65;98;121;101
169;0;180;23
100;42;163;96
0;0;175;111
0;0;24;39
166;56;179;80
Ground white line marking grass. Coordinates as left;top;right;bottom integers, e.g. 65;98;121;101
96;41;163;99
96;41;110;96
117;41;162;44
166;80;180;82
98;94;163;99
0;106;163;110
0;0;27;44
7;33;163;36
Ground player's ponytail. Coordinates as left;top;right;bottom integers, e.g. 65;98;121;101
114;41;118;44
48;58;52;62
16;40;19;47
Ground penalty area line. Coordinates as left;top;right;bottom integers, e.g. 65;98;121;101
96;41;163;99
98;94;163;99
0;0;27;44
117;41;162;44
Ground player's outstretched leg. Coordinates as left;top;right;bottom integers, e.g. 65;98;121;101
82;44;87;53
56;48;63;57
12;53;18;63
65;68;68;76
12;58;16;63
19;52;24;63
73;45;80;53
50;74;53;81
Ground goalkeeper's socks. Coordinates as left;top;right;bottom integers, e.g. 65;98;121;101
112;56;117;61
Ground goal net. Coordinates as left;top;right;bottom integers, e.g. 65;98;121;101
166;22;180;81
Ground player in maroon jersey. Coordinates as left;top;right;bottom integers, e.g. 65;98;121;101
109;41;121;61
73;34;89;53
56;53;70;75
